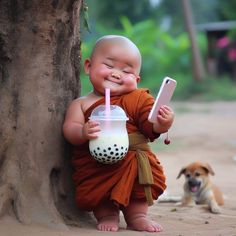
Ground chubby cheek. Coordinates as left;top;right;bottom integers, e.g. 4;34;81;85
124;77;138;90
95;66;110;78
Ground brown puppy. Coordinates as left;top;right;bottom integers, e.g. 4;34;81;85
177;162;224;214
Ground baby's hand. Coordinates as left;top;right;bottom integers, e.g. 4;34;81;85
153;105;174;133
82;120;101;140
158;105;174;126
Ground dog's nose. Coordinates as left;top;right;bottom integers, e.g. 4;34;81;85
188;178;199;187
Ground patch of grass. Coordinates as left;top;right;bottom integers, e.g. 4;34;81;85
150;136;181;152
196;77;236;101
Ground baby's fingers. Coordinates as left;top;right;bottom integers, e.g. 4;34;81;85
88;120;100;129
84;121;101;138
159;105;172;114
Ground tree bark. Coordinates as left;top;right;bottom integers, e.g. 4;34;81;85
0;0;82;228
181;0;205;81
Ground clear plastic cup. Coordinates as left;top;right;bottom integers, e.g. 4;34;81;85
89;105;129;164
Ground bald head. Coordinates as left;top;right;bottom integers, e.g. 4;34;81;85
90;35;142;73
93;35;140;55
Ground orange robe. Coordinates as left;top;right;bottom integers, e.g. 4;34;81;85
72;88;166;211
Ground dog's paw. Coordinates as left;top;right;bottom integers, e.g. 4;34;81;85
175;202;182;206
211;206;221;214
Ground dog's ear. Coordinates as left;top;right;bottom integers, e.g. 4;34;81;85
177;167;186;179
201;163;215;176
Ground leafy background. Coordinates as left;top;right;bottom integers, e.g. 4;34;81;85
80;0;236;101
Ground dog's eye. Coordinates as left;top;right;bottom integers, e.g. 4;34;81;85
186;174;191;178
195;172;200;177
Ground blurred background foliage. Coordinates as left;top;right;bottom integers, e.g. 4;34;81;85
80;0;236;101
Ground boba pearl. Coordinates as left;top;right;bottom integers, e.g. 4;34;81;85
90;143;128;164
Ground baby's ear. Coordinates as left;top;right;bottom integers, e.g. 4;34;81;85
84;59;91;75
136;75;141;83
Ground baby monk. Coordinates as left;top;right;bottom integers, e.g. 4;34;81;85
63;35;174;232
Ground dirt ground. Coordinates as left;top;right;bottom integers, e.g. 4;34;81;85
1;101;236;236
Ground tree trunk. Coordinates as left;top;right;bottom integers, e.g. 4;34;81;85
0;0;82;228
181;0;205;81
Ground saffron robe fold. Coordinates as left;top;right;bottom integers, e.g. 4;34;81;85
72;89;166;211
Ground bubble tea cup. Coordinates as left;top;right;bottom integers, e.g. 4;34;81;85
89;104;129;164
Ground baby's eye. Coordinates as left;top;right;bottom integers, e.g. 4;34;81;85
123;68;134;74
104;63;113;69
123;70;131;74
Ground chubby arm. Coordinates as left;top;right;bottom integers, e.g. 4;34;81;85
62;99;100;146
152;105;174;134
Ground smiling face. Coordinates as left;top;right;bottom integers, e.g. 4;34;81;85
184;167;207;193
177;162;215;194
84;35;141;96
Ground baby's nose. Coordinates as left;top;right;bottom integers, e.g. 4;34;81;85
111;72;121;79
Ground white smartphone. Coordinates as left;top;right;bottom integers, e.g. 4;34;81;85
148;77;177;123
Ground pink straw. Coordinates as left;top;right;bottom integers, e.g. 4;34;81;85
105;88;111;118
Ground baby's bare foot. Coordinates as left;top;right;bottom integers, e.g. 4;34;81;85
127;215;163;232
97;216;119;232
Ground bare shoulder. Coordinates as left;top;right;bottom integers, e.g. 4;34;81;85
67;97;84;111
68;92;102;113
64;95;90;123
69;93;91;106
